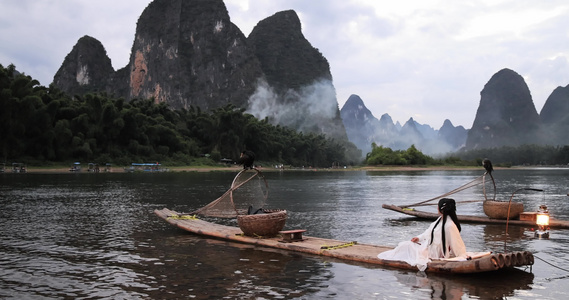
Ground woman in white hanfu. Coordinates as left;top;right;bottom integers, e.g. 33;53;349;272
377;198;467;271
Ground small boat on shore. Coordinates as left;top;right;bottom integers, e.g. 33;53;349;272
155;208;534;274
11;162;27;173
125;162;167;172
69;162;81;172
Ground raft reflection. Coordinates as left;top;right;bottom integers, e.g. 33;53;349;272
143;233;535;299
130;234;334;299
395;268;534;299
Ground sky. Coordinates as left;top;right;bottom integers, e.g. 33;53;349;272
1;0;568;130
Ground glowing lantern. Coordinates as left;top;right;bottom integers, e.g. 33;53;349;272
536;213;549;226
535;205;550;239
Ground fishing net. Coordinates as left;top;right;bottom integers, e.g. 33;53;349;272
402;171;496;208
191;169;269;218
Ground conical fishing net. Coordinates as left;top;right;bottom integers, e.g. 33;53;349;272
191;169;269;218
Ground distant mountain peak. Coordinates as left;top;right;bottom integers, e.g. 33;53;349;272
539;84;569;145
341;95;375;121
340;95;467;156
442;119;453;127
379;113;394;125
53;35;114;95
466;68;542;149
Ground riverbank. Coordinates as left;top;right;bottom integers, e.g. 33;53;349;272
9;164;515;174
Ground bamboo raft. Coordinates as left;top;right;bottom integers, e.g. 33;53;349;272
382;204;569;228
155;208;534;274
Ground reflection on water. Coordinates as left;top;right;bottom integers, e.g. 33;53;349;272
123;233;334;299
1;169;569;299
395;268;534;299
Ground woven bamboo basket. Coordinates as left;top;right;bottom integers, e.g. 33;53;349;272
483;200;524;219
237;209;287;237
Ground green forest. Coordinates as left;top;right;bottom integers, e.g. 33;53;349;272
455;144;569;167
0;63;361;168
364;142;569;167
2;63;568;169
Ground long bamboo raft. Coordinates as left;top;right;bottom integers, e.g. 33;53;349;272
382;204;569;228
155;208;534;274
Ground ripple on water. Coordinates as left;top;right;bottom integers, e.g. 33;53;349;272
1;170;569;299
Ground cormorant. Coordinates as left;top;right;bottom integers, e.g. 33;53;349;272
238;150;256;170
482;158;496;201
483;158;493;174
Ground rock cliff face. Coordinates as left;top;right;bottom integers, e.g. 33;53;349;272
55;0;262;110
53;36;115;96
246;10;346;140
466;68;543;149
248;10;332;92
121;0;263;109
53;0;348;141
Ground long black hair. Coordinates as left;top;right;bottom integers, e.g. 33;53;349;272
429;198;461;255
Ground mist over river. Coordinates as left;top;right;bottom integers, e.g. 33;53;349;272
1;168;568;299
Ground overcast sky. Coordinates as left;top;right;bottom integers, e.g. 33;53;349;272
1;0;568;129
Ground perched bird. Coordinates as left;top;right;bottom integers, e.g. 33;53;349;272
238;150;256;170
483;158;493;174
482;158;496;201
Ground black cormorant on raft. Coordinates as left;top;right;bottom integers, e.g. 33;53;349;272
238;150;256;170
483;158;493;174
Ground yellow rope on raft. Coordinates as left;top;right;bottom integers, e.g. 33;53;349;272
167;214;198;220
320;241;357;250
234;233;267;239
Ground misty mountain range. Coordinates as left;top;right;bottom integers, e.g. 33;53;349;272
340;94;468;155
49;0;569;157
341;68;569;155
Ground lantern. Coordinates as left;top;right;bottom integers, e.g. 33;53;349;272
535;205;550;239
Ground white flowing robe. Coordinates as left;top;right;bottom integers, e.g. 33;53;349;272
377;216;467;271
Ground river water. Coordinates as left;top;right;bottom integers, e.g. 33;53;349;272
1;168;568;299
